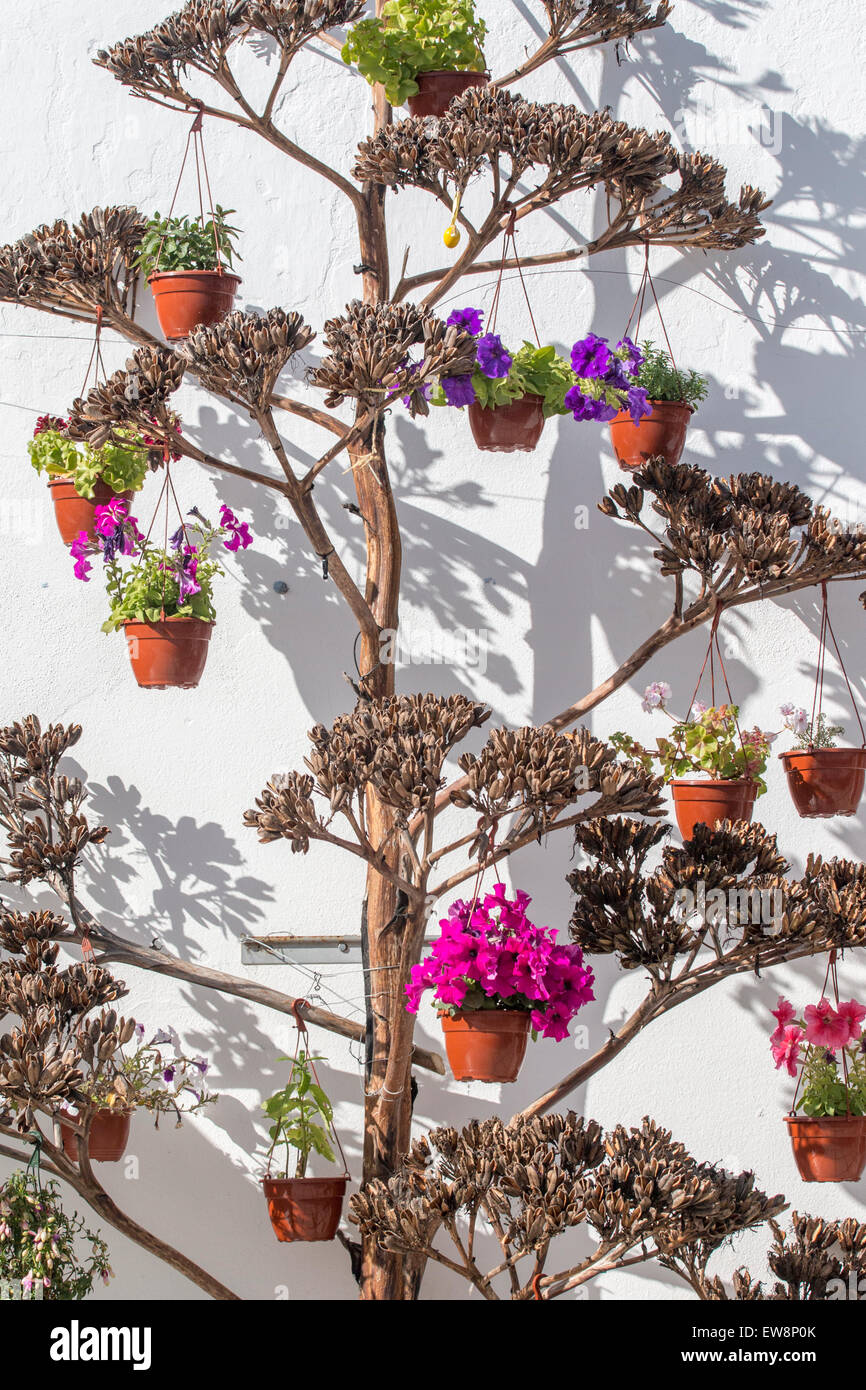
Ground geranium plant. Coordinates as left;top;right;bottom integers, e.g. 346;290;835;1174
28;415;149;499
431;309;650;422
780;703;843;750
134;206;241;278
69;1025;215;1127
69;497;252;632
0;1170;113;1300
612;687;775;794
262;1051;337;1179
342;0;487;109
771;995;866;1116
631;340;709;410
406;884;595;1040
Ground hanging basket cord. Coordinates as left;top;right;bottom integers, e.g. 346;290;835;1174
154;106;225;278
79;306;106;400
140;445;195;623
281;999;351;1180
674;604;750;767
489;207;541;348
622;241;679;374
809;581;866;748
791;948;852;1118
25;1130;42;1190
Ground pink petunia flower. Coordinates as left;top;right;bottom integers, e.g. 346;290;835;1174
771;1025;804;1077
836;999;866;1045
803;998;850;1051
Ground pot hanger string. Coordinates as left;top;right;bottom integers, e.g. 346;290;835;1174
287;999;351;1179
675;604;749;760
809;581;866;748
791;948;852;1117
154;107;224;277
141;444;196;621
79;306;107;400
488;207;541;347
623;241;679;371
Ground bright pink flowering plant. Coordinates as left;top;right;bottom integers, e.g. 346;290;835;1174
406;884;595;1041
770;994;866;1116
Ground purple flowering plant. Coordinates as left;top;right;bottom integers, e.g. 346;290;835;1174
406;884;595;1041
70;1024;216;1130
564;333;651;424
70;496;253;633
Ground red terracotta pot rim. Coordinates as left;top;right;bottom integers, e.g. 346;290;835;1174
260;1175;349;1190
669;776;758;789
472;392;545;412
61;1104;133;1119
147;269;242;288
121;616;215;631
785;1113;866;1126
779;747;866;765
47;475;129;493
416;68;489;80
440;1008;531;1030
611;399;695;422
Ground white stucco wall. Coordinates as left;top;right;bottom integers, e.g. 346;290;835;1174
1;0;865;1300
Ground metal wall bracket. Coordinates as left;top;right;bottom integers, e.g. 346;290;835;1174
241;934;437;967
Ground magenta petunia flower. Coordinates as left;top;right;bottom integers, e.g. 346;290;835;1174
803;998;850;1051
836;999;866;1044
770;995;796;1043
771;1024;804;1077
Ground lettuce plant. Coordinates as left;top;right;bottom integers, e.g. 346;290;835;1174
342;0;487;109
28;416;148;499
68;496;252;632
770;994;866;1117
612;686;776;794
406;883;595;1040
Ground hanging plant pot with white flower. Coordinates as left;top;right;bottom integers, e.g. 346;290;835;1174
406;883;595;1083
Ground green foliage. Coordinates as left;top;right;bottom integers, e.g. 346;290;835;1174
432;342;575;416
342;0;486;108
791;712;844;751
612;704;773;795
28;428;148;499
135;206;241;278
79;1033;216;1126
0;1171;112;1300
634;340;709;409
798;1046;866;1118
263;1051;337;1180
102;545;221;632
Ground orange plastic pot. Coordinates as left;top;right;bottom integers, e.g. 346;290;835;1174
148;269;240;341
440;1009;530;1083
608;400;693;472
785;1114;866;1183
407;70;487;118
670;777;758;840
60;1108;132;1164
262;1176;347;1243
121;616;214;690
780;748;866;819
47;477;133;546
468;394;546;454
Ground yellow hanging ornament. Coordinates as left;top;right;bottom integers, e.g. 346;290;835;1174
443;189;463;249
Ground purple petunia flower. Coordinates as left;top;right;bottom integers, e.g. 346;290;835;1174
446;307;484;336
627;386;651;425
163;1067;175;1083
616;337;644;374
564;385;616;422
571;333;612;380
476;333;513;380
441;374;477;408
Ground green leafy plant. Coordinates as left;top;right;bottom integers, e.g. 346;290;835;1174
74;1026;216;1127
432;341;576;416
612;688;775;794
342;0;487;108
0;1170;112;1300
135;206;241;278
770;995;866;1117
633;340;709;409
28;417;148;498
263;1051;337;1179
799;1047;866;1117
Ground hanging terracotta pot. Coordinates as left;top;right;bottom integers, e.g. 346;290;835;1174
468;394;546;454
670;777;758;840
785;1114;866;1183
440;1009;530;1083
47;477;133;546
121;616;214;690
148;270;240;341
407;70;487;118
608;400;693;472
261;1175;347;1243
780;748;866;819
60;1108;132;1164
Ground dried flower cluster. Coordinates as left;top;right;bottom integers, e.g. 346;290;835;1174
96;0;365;98
0;207;145;319
568;816;866;971
540;0;671;47
690;1212;866;1301
351;1113;785;1299
178;308;315;409
313;300;476;413
0;718;109;888
67;346;185;451
354;88;767;250
601;460;866;591
453;724;664;833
